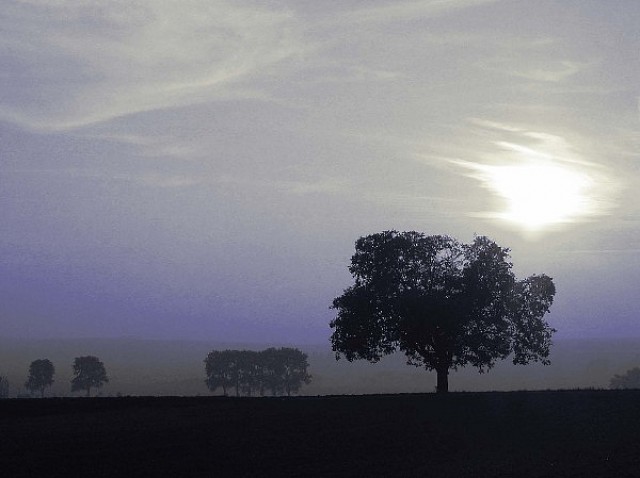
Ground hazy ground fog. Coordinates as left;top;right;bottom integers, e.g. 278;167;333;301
2;337;639;397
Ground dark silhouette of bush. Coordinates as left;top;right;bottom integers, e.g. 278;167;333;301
71;356;108;397
25;359;55;398
331;231;556;393
204;348;311;396
610;367;640;389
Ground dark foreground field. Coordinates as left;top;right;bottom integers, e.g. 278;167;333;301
2;391;640;477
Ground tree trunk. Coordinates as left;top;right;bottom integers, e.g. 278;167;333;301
436;365;449;393
86;386;91;398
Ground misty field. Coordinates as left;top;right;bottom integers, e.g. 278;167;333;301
2;391;640;477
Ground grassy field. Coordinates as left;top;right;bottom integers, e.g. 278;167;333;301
2;390;640;477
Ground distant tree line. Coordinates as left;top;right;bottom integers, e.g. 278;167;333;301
0;356;109;398
3;349;314;398
204;348;312;397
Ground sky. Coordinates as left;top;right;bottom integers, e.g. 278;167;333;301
1;0;639;345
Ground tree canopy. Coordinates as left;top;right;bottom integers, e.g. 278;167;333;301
71;356;108;397
25;359;55;398
330;231;556;392
204;350;236;396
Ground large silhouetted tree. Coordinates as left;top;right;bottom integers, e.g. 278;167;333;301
330;231;556;393
25;359;55;398
71;356;108;397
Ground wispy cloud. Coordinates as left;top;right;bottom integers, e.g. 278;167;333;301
0;0;303;130
297;63;405;85
508;60;591;83
335;0;502;25
468;118;524;133
286;177;350;195
80;132;204;160
481;57;595;84
138;173;203;189
8;167;204;189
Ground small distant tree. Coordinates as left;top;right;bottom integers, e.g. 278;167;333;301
223;350;243;397
610;367;640;389
274;347;312;396
262;348;285;396
253;351;268;396
204;350;234;396
71;356;108;397
238;350;264;397
285;348;312;396
25;359;55;398
209;350;244;397
0;375;9;399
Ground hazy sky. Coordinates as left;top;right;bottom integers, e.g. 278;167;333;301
2;0;639;344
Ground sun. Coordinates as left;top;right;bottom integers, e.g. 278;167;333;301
479;162;594;230
450;132;613;233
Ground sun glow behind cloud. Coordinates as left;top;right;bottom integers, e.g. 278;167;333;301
467;161;595;230
451;128;616;232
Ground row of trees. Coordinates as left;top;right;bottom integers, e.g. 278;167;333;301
205;348;311;397
18;356;109;398
4;350;311;398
